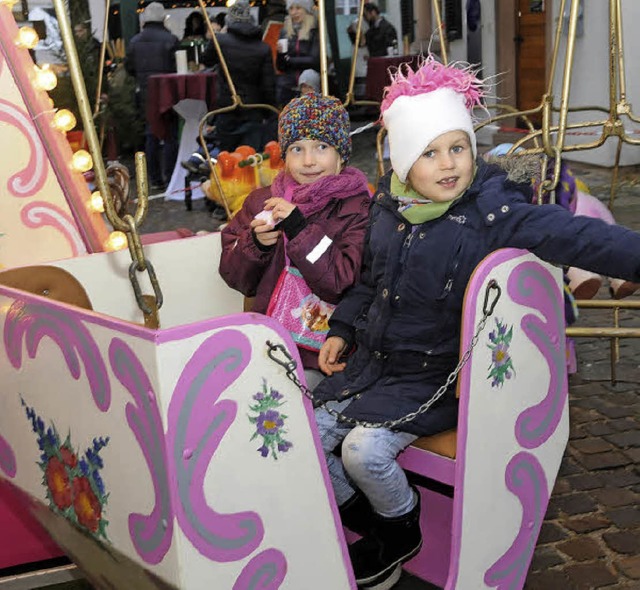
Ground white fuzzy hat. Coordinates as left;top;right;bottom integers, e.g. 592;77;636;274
383;88;476;183
286;0;314;14
380;57;486;184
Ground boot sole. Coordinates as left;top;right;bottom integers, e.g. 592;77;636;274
355;539;423;585
358;564;402;590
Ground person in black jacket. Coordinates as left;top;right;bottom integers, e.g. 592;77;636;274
200;0;277;154
362;2;398;57
312;56;640;590
125;2;179;190
275;0;320;107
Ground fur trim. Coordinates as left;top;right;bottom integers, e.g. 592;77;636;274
484;153;542;185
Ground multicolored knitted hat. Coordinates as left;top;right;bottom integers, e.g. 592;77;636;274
381;56;488;183
278;92;351;163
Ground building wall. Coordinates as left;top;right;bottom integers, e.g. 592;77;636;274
549;0;640;166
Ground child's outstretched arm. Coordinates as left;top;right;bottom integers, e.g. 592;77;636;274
486;197;640;283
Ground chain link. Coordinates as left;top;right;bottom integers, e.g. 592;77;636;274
267;280;501;430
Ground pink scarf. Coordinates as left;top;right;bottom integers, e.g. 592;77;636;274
270;167;370;217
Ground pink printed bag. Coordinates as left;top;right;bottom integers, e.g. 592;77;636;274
266;265;335;351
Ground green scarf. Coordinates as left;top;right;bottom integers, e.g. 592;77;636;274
390;169;477;224
390;173;455;224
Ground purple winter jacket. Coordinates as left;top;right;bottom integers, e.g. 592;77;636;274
219;185;371;370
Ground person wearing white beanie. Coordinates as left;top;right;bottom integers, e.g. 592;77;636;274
276;0;319;106
286;0;314;14
311;54;640;590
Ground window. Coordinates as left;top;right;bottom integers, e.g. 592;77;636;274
443;0;463;42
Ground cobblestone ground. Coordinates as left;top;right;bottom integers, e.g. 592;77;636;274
132;127;640;590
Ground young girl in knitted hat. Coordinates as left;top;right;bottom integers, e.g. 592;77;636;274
311;56;640;590
219;93;371;387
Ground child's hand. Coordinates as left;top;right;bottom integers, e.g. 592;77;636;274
264;197;297;224
251;217;281;247
319;336;348;375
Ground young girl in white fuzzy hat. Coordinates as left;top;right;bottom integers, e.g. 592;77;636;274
276;0;320;106
311;56;640;590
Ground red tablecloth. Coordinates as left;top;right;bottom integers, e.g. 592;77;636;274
365;55;421;102
146;72;218;140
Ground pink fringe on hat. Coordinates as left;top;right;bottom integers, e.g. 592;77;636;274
380;55;487;117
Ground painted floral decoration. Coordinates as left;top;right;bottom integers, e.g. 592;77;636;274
487;318;515;388
248;379;293;460
23;400;110;539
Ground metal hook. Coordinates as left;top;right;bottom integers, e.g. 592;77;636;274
483;279;502;316
266;341;298;377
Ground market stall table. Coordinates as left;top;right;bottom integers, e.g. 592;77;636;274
146;72;218;204
365;55;421;102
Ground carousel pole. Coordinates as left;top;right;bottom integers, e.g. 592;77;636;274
94;0;111;117
317;0;329;96
344;0;366;107
50;0;144;232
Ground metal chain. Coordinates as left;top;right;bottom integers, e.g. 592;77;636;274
267;280;502;430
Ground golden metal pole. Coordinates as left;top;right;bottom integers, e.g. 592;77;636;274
199;0;239;103
94;0;111;117
432;0;447;65
50;0;141;232
565;327;640;338
317;0;329;96
552;0;581;159
344;0;366;107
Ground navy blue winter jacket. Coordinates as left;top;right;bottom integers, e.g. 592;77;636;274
125;23;179;102
313;160;640;436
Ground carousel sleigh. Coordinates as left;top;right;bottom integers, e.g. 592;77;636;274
0;241;569;590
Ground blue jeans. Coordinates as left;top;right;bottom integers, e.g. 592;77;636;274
315;399;417;518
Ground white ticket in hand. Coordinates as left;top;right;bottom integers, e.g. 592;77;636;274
254;210;276;226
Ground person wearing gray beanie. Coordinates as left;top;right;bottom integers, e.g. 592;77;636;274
285;0;314;14
126;0;179;191
142;2;166;24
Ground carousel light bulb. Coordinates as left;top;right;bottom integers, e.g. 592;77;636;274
52;109;77;133
226;0;237;7
71;149;93;173
16;26;40;49
89;192;104;213
106;231;127;251
33;64;58;91
89;191;104;213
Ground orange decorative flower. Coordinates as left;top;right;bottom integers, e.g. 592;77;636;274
60;446;78;468
72;477;101;532
45;456;72;509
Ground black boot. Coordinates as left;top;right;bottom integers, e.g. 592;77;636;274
350;492;423;589
339;492;375;537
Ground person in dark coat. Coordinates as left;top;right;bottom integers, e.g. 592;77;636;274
125;2;179;190
201;0;277;153
312;56;640;590
219;93;371;390
362;2;398;57
275;0;320;107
